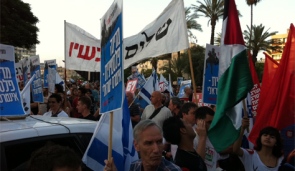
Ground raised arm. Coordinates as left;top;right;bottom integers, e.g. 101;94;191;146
233;118;249;157
195;119;207;160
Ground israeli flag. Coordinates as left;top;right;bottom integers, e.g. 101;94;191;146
152;69;159;91
138;77;153;104
168;74;174;97
82;97;138;171
138;70;159;104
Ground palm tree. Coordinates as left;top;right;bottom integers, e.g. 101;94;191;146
186;7;203;41
244;24;281;63
214;32;221;46
245;0;262;49
159;55;188;81
192;0;224;45
177;7;203;58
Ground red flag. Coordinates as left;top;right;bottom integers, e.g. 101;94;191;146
261;53;279;90
248;24;295;145
248;52;261;116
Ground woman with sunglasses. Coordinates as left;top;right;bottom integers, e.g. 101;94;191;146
43;94;69;117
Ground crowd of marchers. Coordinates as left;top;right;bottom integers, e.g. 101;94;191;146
21;80;295;171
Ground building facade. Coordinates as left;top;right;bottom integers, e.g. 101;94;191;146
270;29;289;62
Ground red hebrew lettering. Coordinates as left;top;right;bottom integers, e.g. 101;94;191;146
69;42;74;57
77;45;96;60
68;42;80;57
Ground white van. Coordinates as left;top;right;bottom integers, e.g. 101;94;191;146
0;115;97;171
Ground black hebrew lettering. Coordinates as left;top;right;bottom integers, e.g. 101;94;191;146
140;41;145;51
141;32;155;47
155;18;172;41
125;44;138;59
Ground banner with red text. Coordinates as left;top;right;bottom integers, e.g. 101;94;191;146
65;21;101;72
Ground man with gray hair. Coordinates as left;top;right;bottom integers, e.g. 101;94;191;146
104;120;181;171
168;96;182;118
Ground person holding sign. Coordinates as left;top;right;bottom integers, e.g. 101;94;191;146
104;120;181;171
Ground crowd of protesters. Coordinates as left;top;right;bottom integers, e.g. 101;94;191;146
27;80;101;121
23;79;295;171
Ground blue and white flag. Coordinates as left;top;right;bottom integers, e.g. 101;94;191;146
83;97;138;171
139;70;160;105
138;76;154;104
159;74;168;92
168;74;174;97
152;69;159;91
55;72;65;91
0;44;25;116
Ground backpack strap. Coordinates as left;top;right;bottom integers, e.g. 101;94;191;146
148;105;164;120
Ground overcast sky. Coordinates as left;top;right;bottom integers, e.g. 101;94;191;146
22;0;294;66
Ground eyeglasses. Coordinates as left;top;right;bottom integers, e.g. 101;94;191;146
48;101;57;104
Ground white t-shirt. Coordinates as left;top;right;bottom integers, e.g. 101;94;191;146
43;110;69;117
141;105;172;128
194;125;228;171
240;148;283;171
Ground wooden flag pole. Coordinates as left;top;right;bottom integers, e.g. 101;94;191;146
188;48;198;104
108;111;114;160
64;20;67;93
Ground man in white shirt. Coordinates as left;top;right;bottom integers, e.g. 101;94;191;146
194;106;229;171
141;91;172;128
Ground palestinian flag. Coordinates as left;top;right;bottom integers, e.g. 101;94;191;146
207;0;253;152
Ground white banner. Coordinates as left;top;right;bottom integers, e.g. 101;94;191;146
65;21;101;72
15;62;23;83
123;0;189;69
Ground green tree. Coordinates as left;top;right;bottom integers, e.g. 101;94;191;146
182;45;205;86
159;54;188;82
177;7;203;58
214;32;221;46
192;0;224;45
186;7;203;41
124;67;132;83
159;45;205;86
141;68;153;78
255;62;264;82
243;24;281;63
245;0;262;48
0;0;39;49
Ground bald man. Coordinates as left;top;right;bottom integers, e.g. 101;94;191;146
141;91;172;128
